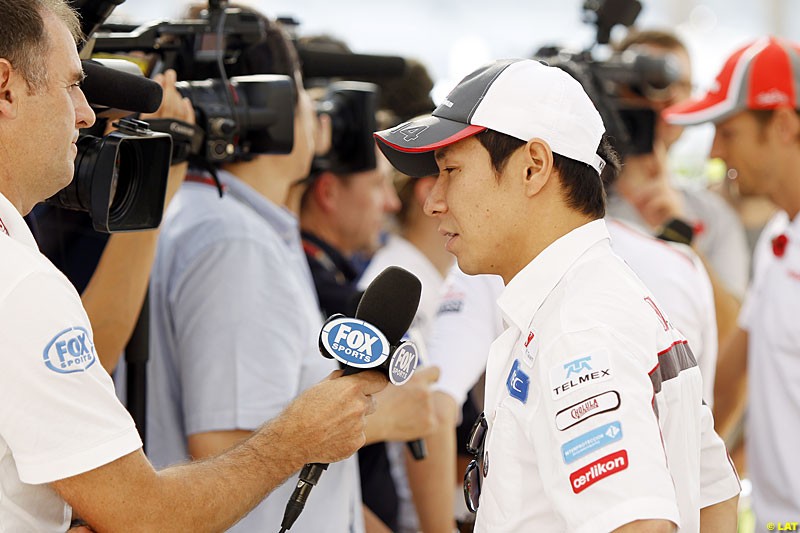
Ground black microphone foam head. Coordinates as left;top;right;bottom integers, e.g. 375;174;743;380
81;59;163;114
355;266;421;345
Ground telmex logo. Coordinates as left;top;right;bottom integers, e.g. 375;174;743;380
555;390;621;431
570;449;628;493
564;356;592;378
389;341;419;385
42;326;96;374
320;317;390;369
550;351;612;399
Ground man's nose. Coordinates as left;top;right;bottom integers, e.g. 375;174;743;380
74;88;95;129
423;176;446;217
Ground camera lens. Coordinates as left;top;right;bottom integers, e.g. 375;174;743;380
109;139;141;219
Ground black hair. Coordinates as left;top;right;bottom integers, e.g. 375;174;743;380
475;129;620;219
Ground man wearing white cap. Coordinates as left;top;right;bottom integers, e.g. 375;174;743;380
375;58;740;532
664;36;800;526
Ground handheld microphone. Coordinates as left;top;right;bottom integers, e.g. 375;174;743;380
81;59;164;114
333;268;426;458
280;266;422;532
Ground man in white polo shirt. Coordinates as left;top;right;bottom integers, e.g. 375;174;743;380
0;1;384;530
664;36;800;527
375;58;739;531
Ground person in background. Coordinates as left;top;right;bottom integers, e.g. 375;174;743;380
609;29;751;302
144;9;378;532
664;35;800;527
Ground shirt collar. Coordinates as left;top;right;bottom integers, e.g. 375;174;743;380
0;191;39;250
215;169;299;246
498;219;610;332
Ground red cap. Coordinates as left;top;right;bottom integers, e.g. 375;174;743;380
663;36;800;126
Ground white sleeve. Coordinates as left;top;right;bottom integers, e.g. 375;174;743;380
426;266;505;406
0;270;141;484
698;402;741;508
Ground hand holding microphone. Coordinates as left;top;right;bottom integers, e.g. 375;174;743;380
280;266;422;532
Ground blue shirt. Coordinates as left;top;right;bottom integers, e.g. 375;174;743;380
146;170;363;532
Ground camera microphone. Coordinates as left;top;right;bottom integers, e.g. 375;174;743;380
298;48;407;79
279;266;421;532
81;59;164;114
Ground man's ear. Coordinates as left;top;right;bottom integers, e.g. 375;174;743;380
522;138;554;198
311;171;341;213
772;106;800;145
0;59;19;120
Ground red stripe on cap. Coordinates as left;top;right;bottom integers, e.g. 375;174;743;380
748;38;795;109
375;124;486;153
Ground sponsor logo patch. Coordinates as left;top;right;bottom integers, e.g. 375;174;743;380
550;351;612;399
555;390;621;431
505;359;529;404
521;330;537;366
389;341;419;385
320;317;390;369
756;88;789;106
43;327;96;374
561;421;623;464
570;450;628;493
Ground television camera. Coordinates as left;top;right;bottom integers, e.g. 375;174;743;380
535;0;681;159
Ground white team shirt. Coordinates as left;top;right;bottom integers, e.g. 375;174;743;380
739;211;800;524
429;218;718;407
358;233;450;357
458;220;737;532
0;192;142;531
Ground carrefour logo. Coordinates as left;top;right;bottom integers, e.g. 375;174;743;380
320;317;390;369
43;327;96;374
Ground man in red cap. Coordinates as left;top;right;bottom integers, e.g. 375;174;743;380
664;36;800;527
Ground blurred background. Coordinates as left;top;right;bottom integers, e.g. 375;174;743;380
108;0;800;184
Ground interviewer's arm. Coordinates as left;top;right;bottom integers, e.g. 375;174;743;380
406;391;459;533
364;366;439;444
52;371;385;532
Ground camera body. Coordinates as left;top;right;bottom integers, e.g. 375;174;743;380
314;81;380;175
91;5;296;163
535;0;679;159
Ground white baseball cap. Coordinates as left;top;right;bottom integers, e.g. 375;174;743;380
374;58;606;177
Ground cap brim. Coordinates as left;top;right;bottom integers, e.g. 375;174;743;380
374;115;485;177
662;93;739;126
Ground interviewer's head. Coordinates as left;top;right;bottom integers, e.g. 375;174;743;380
0;0;95;214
